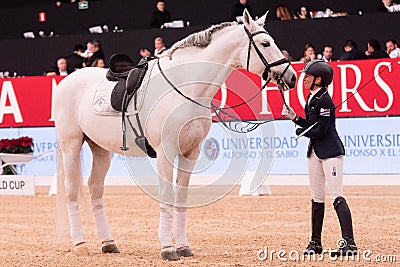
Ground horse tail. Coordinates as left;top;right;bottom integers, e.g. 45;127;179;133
55;146;69;242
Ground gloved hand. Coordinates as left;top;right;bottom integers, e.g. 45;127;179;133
282;105;296;120
295;127;306;136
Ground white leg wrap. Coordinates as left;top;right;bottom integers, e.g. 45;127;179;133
173;206;189;248
66;202;84;245
158;203;173;248
91;198;114;243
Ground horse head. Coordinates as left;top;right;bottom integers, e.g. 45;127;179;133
240;9;297;90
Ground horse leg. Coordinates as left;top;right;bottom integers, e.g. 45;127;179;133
157;150;179;261
174;153;198;258
86;139;119;253
59;136;89;255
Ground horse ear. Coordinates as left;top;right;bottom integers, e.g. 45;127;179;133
256;11;269;27
243;9;254;30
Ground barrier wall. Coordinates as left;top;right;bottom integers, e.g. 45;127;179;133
1;59;399;178
1;117;400;177
1;58;399;128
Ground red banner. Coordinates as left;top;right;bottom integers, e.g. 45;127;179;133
214;58;400;121
1;58;399;128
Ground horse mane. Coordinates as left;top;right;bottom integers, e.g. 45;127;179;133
166;22;238;58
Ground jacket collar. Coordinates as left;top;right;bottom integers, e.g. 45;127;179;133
307;87;327;106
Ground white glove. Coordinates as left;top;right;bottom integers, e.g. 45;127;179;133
282;105;296;120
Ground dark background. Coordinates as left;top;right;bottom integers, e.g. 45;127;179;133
0;0;396;76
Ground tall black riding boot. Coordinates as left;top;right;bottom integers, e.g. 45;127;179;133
303;200;324;255
332;197;358;256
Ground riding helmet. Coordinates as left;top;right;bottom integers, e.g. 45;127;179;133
301;59;333;87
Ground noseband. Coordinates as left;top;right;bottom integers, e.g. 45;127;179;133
244;25;291;90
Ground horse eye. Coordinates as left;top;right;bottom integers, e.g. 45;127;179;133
262;41;270;47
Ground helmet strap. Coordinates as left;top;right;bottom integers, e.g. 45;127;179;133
310;77;322;90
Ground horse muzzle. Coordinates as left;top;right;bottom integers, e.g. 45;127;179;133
263;68;297;91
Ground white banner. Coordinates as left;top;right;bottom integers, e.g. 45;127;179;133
0;175;35;195
1;116;399;177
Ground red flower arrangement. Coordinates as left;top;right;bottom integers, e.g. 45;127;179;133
0;136;34;154
0;136;34;174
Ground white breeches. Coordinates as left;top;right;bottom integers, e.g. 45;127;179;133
308;149;344;203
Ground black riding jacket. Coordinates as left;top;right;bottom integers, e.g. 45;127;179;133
294;88;345;159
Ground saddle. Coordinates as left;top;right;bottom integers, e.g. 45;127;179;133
106;53;157;158
107;54;149;111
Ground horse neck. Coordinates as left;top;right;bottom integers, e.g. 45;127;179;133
162;26;245;100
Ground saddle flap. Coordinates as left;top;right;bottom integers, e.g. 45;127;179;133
110;82;126;112
126;65;148;95
109;53;135;74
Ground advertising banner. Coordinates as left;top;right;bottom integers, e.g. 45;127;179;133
1;116;399;176
1;58;399;128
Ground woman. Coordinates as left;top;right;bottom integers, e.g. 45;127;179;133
282;60;358;257
300;43;316;62
276;5;293;20
297;5;312;19
91;58;106;68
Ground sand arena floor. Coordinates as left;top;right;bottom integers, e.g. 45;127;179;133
0;185;399;266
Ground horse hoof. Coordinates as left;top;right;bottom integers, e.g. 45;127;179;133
161;249;180;261
176;246;194;257
74;243;89;256
102;243;120;253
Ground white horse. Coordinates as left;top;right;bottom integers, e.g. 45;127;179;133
54;10;297;260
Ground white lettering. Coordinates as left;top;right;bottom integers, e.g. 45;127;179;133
373;62;393;112
0;81;23;123
297;73;306;107
337;64;373;112
260;78;278;115
211;82;227;118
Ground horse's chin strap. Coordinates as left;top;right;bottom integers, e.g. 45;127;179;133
244;25;290;88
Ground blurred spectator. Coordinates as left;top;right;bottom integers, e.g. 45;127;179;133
83;39;105;67
154;37;167;57
65;44;85;73
377;0;400;12
276;5;294;20
321;45;335;62
295;5;312;19
339;40;366;61
365;38;390;59
386;39;400;58
47;57;68;76
299;43;316;62
150;1;172;28
139;48;153;58
231;0;253;22
91;58;106;68
281;49;295;62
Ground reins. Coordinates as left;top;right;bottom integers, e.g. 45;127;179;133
156;24;292;133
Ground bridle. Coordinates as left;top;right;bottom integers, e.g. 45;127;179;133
156;24;294;132
243;25;291;91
